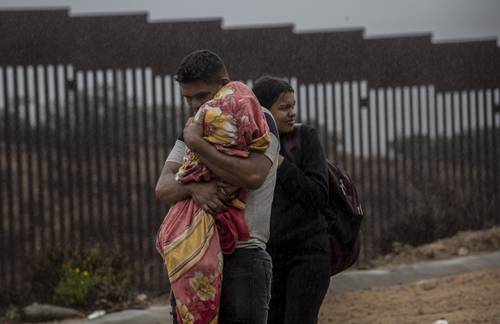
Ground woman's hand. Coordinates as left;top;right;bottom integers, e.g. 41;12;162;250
183;117;204;150
278;154;285;166
183;109;207;151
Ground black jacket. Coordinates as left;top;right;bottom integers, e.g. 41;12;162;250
267;125;329;249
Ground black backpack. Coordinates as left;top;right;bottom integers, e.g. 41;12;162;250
282;124;364;276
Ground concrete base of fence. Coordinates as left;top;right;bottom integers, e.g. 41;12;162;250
330;251;500;294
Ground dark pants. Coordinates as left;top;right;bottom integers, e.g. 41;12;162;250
170;247;272;324
267;231;331;324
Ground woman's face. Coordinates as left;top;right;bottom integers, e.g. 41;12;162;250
270;91;296;134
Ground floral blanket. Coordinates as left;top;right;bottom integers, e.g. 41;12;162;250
156;81;270;324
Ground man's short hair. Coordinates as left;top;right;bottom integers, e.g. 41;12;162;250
252;75;294;109
175;49;228;84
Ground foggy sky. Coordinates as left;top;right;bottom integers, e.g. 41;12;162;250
1;0;499;44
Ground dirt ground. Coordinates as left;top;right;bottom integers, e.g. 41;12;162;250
318;227;500;324
5;228;500;324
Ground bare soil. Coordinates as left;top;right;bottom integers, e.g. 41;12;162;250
369;227;500;268
319;227;500;324
6;228;500;324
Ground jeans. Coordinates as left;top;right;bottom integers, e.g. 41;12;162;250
267;231;331;324
170;247;272;324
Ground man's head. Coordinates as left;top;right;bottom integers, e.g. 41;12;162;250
175;49;230;112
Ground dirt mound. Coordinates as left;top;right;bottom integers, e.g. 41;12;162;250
369;226;500;268
320;268;500;324
319;226;500;324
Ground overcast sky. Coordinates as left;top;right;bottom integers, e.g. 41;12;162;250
0;0;499;44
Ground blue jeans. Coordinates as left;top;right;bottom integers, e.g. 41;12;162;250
170;247;272;324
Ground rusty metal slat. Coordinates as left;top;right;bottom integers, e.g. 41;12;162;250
74;70;85;248
434;90;440;184
2;66;15;288
169;76;179;144
63;66;75;247
474;91;481;192
130;69;141;287
82;71;93;238
295;79;301;123
340;83;347;168
313;83;320;138
322;83;329;158
357;83;367;260
112;69;124;240
482;90;491;189
450;92;457;185
426;86;432;179
375;89;384;249
491;89;499;193
12;67;25;280
416;86;423;179
465;91;473;191
401;87;408;209
409;87;416;182
458;91;466;190
304;83;309;125
331;84;338;160
41;65;56;248
140;67;151;290
442;93;449;186
92;70;104;238
349;82;356;179
391;88;399;207
150;74;161;240
384;88;391;237
53;65;65;246
22;66;34;273
102;70;113;236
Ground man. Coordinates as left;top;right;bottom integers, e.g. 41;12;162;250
155;49;280;323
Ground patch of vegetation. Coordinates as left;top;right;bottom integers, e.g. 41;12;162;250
19;244;134;311
380;177;498;254
391;241;414;255
54;245;132;310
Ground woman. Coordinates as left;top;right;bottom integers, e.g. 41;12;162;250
253;76;331;324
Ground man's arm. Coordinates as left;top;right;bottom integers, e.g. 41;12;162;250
188;139;271;190
183;117;272;189
155;161;228;214
155;161;190;205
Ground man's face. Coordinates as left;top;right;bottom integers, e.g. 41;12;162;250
180;80;223;112
270;91;296;134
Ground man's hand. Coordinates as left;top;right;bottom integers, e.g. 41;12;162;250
183;111;205;150
187;181;228;215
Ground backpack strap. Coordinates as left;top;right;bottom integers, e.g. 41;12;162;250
281;123;302;164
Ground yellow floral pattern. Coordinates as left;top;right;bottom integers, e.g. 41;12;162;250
189;271;217;301
213;86;234;99
200;107;238;145
178;303;195;324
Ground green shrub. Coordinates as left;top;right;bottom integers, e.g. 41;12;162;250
53;245;132;309
54;264;101;307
